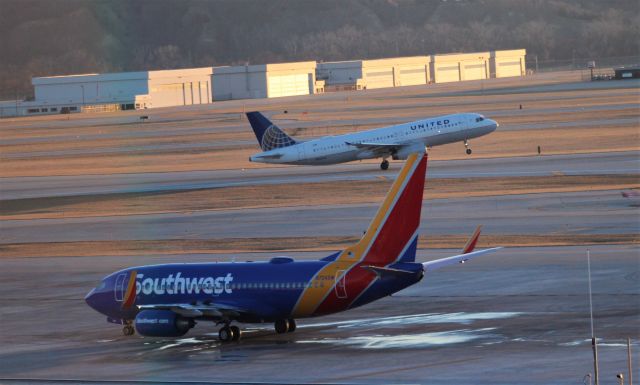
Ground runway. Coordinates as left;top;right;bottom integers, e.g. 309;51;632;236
0;245;637;385
1;72;638;385
2;151;638;200
1;188;637;244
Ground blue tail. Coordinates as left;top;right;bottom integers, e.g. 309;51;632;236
246;112;297;151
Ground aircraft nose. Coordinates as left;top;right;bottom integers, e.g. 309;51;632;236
85;288;99;311
85;286;108;315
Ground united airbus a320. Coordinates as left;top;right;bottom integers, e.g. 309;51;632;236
247;111;498;170
85;152;501;341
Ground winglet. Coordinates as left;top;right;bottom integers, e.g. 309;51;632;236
462;225;482;254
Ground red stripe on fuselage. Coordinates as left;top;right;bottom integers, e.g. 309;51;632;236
313;268;376;316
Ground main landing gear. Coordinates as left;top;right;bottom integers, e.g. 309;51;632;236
380;159;390;170
217;319;297;342
275;319;297;334
122;321;135;336
218;323;241;342
464;139;472;155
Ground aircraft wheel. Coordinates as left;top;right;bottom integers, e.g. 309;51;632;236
230;325;241;341
274;319;289;334
219;326;234;342
122;325;134;336
466;148;472;155
380;160;389;170
287;319;297;333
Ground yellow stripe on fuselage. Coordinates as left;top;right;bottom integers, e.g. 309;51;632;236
291;261;352;317
292;153;421;317
122;269;137;309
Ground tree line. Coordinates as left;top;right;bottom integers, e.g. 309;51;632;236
1;0;638;99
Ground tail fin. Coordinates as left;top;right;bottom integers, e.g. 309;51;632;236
246;112;297;151
340;151;427;265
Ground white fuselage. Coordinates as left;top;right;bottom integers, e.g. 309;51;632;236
250;113;498;165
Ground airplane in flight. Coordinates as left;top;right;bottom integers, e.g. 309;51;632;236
247;111;498;170
85;152;501;341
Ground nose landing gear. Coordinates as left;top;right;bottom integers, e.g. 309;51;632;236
464;140;472;155
380;159;390;170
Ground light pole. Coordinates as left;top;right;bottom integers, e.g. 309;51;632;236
628;337;633;385
587;249;600;385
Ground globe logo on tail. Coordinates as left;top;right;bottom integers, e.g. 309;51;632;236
260;125;296;151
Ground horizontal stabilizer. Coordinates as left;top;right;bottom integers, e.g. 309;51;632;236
361;265;415;277
252;153;284;159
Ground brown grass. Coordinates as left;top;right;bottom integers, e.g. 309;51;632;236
1;234;637;259
1;74;638;178
2;174;638;220
1;125;638;177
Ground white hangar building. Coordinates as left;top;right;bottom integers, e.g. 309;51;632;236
1;49;526;118
490;49;527;78
317;49;526;89
30;67;213;113
430;52;491;83
212;61;320;101
317;56;431;91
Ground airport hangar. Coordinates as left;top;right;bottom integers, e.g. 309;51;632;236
316;49;526;90
0;49;525;117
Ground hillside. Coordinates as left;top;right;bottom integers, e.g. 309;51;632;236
1;0;638;99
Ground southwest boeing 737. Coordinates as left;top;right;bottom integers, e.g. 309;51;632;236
85;152;501;341
247;111;498;170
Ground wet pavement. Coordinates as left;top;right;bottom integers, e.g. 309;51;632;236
1;245;637;384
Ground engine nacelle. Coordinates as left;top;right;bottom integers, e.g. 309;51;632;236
392;142;426;160
134;310;194;337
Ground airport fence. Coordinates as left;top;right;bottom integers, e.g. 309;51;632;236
526;55;640;73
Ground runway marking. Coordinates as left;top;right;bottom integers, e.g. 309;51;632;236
315;357;483;382
297;328;498;349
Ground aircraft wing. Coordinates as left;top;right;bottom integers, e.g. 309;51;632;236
422;247;502;272
137;302;251;319
346;141;402;155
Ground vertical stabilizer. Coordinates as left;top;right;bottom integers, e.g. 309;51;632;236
338;151;427;265
294;151;427;317
246;112;297;151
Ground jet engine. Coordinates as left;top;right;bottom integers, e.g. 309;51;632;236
392;142;426;160
134;310;195;337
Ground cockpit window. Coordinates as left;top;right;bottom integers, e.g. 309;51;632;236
475;117;485;122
